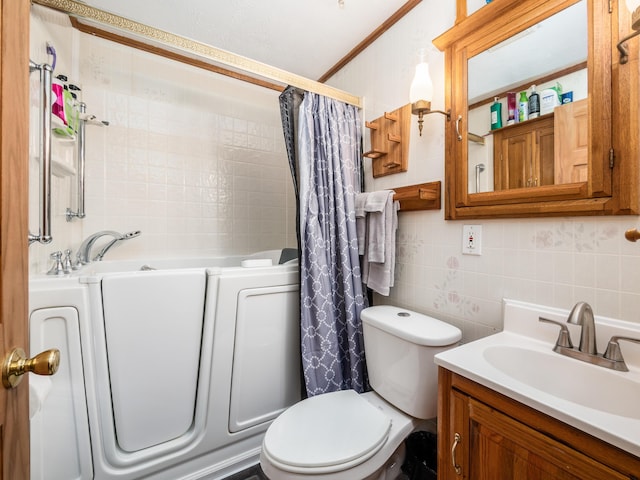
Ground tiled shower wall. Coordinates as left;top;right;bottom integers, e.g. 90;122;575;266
29;6;295;274
328;0;640;341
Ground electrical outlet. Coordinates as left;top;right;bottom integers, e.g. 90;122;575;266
462;225;482;255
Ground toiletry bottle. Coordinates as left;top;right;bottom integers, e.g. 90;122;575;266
490;97;502;130
507;92;516;125
51;75;68;135
528;85;540;119
518;91;529;122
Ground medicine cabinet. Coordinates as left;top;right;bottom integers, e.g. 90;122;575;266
434;0;640;219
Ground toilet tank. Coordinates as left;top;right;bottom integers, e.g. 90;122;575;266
361;305;461;419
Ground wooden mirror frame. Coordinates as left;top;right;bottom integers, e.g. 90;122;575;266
434;0;639;219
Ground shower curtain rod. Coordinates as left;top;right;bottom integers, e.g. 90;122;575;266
32;0;363;108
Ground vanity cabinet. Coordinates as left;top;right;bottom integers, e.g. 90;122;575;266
494;115;555;190
438;368;640;480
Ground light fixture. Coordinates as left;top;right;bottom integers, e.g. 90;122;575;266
617;0;640;64
409;49;450;136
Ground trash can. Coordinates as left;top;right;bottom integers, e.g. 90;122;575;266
401;431;437;480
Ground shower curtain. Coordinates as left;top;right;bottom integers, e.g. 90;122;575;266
279;87;368;397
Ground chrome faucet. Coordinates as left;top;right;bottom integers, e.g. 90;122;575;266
75;230;141;265
539;301;639;372
566;301;597;355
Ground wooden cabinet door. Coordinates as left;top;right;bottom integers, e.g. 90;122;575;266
468;399;628;480
554;98;589;184
495;131;531;190
494;116;555;191
535;123;555;187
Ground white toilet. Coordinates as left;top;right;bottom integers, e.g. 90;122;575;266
260;305;462;480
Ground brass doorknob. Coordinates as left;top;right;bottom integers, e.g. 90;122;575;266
2;348;60;389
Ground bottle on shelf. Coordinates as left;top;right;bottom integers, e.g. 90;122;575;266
518;91;529;122
490;97;502;130
528;85;540;119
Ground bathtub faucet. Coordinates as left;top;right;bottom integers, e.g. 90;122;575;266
76;230;142;265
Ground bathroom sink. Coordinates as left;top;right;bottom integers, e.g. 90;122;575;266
434;299;640;458
483;345;640;419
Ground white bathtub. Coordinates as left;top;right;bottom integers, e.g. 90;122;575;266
29;250;301;480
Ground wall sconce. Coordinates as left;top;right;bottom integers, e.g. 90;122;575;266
618;0;640;64
409;49;450;136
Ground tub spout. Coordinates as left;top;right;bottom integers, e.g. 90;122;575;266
76;230;141;265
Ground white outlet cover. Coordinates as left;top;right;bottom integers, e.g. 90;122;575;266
462;225;482;255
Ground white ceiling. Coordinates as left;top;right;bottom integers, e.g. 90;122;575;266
80;0;410;81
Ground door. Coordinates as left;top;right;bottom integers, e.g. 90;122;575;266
0;0;31;478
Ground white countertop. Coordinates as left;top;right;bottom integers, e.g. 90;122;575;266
435;299;640;458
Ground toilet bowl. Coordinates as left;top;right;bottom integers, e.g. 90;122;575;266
260;305;462;480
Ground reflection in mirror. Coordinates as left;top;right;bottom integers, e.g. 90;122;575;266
466;0;588;194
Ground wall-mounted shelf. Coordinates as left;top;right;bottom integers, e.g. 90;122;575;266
392;181;441;211
364;104;411;177
468;132;485;145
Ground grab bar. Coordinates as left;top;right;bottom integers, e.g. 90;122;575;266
66;102;86;221
28;60;53;245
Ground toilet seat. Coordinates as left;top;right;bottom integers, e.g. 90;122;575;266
262;389;391;474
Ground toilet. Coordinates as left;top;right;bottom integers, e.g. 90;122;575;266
260;305;462;480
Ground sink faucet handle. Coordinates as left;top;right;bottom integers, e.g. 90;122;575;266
539;317;574;349
603;336;640;366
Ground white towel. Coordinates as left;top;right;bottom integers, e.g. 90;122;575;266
364;190;394;263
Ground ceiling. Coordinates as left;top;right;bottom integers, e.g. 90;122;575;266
79;0;412;82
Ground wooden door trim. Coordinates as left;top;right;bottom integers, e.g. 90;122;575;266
0;0;31;478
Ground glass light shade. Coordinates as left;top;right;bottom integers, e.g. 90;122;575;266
409;62;433;103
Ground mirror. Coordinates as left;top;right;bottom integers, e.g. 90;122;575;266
433;0;640;219
467;1;588;194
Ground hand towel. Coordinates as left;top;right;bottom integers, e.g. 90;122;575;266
364;190;394;263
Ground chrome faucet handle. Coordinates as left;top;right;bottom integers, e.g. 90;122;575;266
603;336;640;370
47;251;66;276
62;249;73;273
539;317;574;349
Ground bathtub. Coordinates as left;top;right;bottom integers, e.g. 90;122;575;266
29;249;301;480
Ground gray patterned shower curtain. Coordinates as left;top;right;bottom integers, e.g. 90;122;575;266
279;87;368;397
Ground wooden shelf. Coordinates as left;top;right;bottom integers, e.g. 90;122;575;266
392;181;441;211
365;104;411;178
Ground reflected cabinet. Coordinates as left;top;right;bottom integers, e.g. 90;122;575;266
434;0;640;219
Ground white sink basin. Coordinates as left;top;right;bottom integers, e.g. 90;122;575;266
435;299;640;457
483;344;640;419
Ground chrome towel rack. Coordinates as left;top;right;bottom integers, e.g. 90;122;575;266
66;102;86;221
28;60;53;245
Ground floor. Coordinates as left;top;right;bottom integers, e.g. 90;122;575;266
226;421;438;480
224;464;268;480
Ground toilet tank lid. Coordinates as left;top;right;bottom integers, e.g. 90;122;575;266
361;305;462;346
